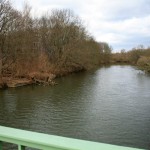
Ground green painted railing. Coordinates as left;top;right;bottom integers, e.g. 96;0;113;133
0;126;145;150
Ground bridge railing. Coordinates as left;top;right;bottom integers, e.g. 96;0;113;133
0;126;145;150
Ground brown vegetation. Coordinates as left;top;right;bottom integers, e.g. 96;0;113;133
111;47;150;72
137;56;150;73
0;1;112;88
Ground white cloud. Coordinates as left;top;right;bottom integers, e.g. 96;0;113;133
91;15;150;41
12;0;150;51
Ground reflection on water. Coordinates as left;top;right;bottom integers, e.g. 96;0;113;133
0;65;150;149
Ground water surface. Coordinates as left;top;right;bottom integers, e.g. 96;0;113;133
0;65;150;149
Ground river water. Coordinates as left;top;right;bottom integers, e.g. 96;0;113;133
0;65;150;149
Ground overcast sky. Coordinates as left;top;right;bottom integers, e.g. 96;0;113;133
12;0;150;52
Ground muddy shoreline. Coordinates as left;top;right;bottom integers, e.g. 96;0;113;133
0;72;56;89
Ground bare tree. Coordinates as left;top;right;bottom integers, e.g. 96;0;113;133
0;1;111;80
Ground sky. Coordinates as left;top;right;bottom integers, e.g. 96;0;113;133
12;0;150;52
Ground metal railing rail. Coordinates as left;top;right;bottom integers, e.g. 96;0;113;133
0;126;145;150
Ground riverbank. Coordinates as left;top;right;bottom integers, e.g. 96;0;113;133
110;62;150;74
0;72;56;89
0;1;113;89
1;62;149;89
0;66;87;89
136;56;150;73
111;50;150;73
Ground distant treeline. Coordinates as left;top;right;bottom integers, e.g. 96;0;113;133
0;0;112;78
112;46;150;73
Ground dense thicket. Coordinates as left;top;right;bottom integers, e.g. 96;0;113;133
111;46;150;72
0;0;112;79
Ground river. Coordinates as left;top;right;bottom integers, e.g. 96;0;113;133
0;65;150;149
